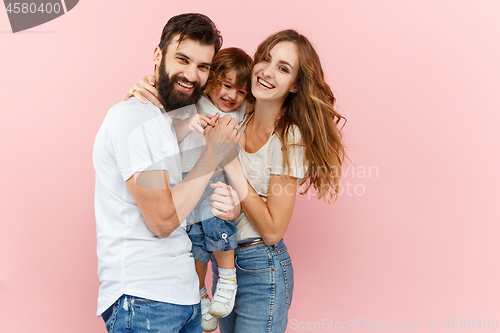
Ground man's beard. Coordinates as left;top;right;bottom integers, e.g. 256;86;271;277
157;61;205;112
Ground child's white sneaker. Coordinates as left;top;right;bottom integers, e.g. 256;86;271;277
209;278;237;318
201;296;218;332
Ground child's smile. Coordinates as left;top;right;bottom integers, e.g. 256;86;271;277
208;69;248;112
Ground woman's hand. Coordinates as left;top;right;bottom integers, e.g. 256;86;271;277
209;182;241;221
216;122;240;168
123;75;163;109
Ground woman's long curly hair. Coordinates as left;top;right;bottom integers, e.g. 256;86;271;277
253;30;347;202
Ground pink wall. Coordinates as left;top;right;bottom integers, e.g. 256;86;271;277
1;0;499;332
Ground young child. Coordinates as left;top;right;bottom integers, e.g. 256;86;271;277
172;48;253;332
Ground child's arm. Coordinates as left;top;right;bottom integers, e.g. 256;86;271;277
173;114;213;142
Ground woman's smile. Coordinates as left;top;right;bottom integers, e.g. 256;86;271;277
251;41;299;102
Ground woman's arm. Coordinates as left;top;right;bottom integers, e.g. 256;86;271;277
224;160;297;245
123;75;163;109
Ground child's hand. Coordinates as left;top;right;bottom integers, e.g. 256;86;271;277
186;114;212;133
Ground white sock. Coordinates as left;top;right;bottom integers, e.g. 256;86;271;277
200;286;208;298
218;267;236;280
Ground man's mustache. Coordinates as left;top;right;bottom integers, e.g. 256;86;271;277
173;76;200;89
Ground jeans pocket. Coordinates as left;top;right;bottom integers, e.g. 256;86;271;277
104;303;119;332
131;297;162;306
280;258;294;307
235;251;272;274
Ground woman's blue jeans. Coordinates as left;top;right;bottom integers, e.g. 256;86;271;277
211;239;294;333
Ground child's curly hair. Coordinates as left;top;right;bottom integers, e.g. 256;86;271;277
205;47;255;103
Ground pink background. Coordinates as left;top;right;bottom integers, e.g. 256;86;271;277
1;0;499;332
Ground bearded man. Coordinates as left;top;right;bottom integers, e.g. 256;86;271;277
93;13;241;333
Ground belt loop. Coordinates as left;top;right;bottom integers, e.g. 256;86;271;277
122;295;129;311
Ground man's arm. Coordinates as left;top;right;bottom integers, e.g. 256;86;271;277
126;170;179;238
126;115;241;238
126;147;216;238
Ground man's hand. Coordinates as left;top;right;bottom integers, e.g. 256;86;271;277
209;182;241;221
203;114;241;167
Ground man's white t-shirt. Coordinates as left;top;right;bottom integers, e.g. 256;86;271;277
93;98;199;316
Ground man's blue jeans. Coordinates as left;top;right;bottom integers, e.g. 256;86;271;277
102;295;201;333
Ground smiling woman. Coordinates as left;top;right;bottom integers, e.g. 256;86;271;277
212;29;347;333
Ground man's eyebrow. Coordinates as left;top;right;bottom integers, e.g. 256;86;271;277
174;51;190;59
174;52;212;67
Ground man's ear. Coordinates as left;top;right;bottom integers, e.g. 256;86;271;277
289;85;298;93
153;46;162;66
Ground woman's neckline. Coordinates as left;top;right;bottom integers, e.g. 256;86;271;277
239;113;275;155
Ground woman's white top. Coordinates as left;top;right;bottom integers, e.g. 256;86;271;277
234;114;306;241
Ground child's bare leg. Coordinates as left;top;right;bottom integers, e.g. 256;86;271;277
195;259;208;289
213;250;234;269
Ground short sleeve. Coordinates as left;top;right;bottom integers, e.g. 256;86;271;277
269;125;307;179
108;110;170;182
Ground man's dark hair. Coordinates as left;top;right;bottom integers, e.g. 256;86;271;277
158;13;223;56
